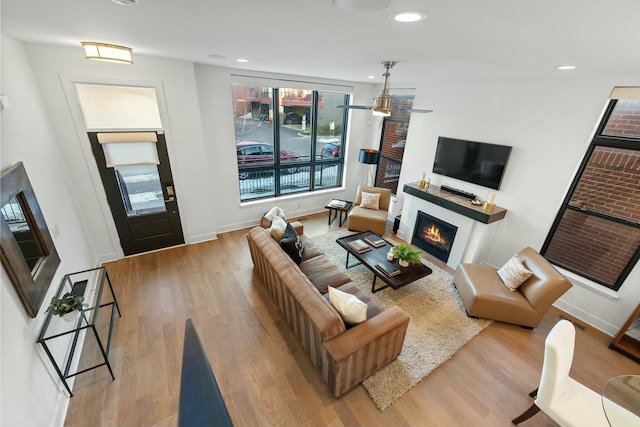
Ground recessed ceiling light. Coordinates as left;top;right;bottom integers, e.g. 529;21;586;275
367;75;376;79
111;0;139;5
237;58;249;63
557;65;577;70
389;11;427;23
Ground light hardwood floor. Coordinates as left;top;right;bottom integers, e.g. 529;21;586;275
64;213;639;427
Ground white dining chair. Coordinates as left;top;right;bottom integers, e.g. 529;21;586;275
512;319;610;426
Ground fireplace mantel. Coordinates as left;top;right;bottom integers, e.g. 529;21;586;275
399;183;508;268
403;183;507;224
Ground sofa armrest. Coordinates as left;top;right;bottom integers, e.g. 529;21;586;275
323;306;409;396
290;221;304;236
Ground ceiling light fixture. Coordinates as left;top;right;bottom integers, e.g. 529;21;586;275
237;58;249;63
371;61;395;117
111;0;139;5
557;65;577;70
81;42;133;64
389;11;427;22
337;61;433;115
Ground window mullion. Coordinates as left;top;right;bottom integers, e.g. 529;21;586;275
273;88;281;196
566;205;640;228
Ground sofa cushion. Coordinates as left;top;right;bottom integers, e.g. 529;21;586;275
328;286;367;325
497;255;533;291
299;235;324;262
280;223;304;263
299;256;351;294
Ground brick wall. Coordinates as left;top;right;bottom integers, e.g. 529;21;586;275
545;143;640;287
375;120;408;193
603;99;640;138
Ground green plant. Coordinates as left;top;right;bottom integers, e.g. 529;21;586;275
392;244;422;265
46;293;86;316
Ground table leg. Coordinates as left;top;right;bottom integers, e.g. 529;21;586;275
344;252;363;269
328;208;339;225
371;275;390;293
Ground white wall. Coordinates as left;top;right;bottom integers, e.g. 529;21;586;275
397;76;640;335
1;36;96;427
22;42;214;260
22;43;378;260
193;63;379;232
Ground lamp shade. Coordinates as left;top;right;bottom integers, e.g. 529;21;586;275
359;149;380;164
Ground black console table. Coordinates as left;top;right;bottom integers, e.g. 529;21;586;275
37;266;121;397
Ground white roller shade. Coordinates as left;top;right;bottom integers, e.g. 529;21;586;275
75;84;162;129
97;132;159;167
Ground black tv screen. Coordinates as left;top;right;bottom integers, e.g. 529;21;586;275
432;137;512;190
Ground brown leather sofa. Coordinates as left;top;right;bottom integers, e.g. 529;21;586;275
246;225;409;397
453;247;572;328
347;186;392;235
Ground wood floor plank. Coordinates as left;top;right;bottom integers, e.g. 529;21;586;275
64;212;640;427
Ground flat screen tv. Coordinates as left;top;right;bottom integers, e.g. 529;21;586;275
432;137;512;190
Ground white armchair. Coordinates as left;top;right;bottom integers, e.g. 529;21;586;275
512;320;610;426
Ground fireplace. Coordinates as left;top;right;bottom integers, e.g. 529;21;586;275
412;211;458;262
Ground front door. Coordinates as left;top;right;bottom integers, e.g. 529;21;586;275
88;131;184;255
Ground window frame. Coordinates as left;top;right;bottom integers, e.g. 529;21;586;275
233;82;350;202
540;99;640;291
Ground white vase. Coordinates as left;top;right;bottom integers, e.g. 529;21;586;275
61;311;80;323
399;259;409;267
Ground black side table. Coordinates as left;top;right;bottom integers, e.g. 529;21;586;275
325;199;353;227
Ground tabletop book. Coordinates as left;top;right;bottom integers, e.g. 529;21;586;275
376;263;401;277
347;239;371;253
364;236;386;248
328;199;347;209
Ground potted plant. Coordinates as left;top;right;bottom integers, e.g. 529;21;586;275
392;244;423;267
46;292;86;322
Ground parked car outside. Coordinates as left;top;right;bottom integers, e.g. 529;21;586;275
283;112;303;125
236;142;300;179
321;142;341;158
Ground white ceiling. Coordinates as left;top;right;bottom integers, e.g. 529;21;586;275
2;0;640;85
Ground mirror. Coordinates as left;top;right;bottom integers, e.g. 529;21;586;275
1;193;47;274
1;162;60;317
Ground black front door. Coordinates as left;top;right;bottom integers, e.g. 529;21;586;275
88;131;184;255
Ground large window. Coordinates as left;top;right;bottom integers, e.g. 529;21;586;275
541;97;640;291
231;81;349;201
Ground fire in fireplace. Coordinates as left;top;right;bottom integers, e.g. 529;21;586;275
412;211;458;262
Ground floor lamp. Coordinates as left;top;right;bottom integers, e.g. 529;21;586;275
359;149;380;187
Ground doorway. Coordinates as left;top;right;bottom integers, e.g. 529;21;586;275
74;83;184;256
87;131;184;255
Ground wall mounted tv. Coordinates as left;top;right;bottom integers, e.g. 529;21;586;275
432;137;512;190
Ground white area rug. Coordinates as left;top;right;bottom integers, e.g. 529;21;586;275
312;230;492;410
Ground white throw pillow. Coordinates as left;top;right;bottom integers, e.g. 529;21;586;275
328;286;367;325
497;255;533;291
269;216;287;241
360;191;380;210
